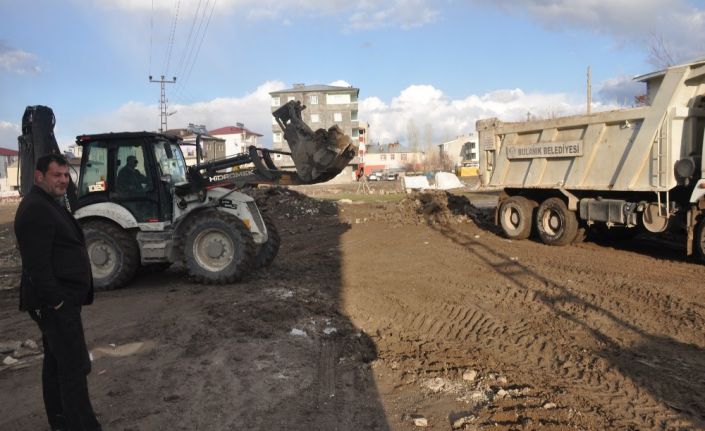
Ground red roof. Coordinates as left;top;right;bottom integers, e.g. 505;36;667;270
0;148;19;156
209;126;263;137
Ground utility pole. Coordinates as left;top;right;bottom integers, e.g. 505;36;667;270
587;66;592;115
149;75;177;132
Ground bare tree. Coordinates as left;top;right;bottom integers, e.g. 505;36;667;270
406;119;419;153
423;123;433;152
647;32;676;69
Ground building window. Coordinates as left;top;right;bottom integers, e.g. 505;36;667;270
273;132;282;143
271;96;280;107
309;95;318;105
333;112;342;122
310;114;320;123
351;110;358;121
401;153;408;161
381;154;387;161
287;96;295;102
326;93;351;105
352;129;359;138
390;154;395;160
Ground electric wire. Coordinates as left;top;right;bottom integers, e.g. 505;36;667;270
148;0;154;76
173;0;216;104
162;0;182;75
174;0;212;100
174;0;204;79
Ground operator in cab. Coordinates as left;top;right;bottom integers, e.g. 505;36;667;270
117;155;148;192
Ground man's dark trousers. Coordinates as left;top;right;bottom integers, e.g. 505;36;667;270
30;304;101;431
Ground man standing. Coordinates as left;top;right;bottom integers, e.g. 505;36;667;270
14;154;102;431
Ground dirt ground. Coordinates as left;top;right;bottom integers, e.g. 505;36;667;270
1;182;704;430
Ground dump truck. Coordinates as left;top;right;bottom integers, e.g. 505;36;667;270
18;101;357;289
477;59;705;260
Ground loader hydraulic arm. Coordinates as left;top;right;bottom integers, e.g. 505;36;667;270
181;100;358;194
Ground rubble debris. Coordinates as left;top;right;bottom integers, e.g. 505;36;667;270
2;356;19;365
451;414;476;429
0;341;21;354
413;416;428;427
462;369;478;382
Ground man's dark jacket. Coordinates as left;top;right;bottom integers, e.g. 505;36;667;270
14;185;94;311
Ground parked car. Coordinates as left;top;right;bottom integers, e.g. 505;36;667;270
368;170;383;181
385;172;398;181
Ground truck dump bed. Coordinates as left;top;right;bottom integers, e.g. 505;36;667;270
477;60;705;192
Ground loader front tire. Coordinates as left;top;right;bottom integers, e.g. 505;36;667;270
184;210;255;284
498;196;535;240
254;214;280;269
82;220;140;290
536;198;578;246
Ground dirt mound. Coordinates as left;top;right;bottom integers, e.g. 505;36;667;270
364;191;495;228
247;186;338;220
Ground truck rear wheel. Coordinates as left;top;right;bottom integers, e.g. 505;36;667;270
183;210;255;283
498;196;534;240
82;220;140;290
536;198;578;246
254;214;280;268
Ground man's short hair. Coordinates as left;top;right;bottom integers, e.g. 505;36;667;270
36;154;68;174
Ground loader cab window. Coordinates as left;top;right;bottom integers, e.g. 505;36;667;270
153;141;187;185
116;146;152;194
78;142;109;198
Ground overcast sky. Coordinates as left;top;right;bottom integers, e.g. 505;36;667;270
1;0;704;151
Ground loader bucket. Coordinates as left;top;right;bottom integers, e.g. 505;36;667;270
273;100;358;184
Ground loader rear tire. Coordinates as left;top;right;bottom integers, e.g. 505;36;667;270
183;210;255;284
254;214;280;269
498;196;535;240
536;198;578;246
82;220;140;290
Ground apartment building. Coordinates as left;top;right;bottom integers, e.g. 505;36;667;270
438;133;479;167
270;84;360;166
165;127;226;165
363;143;425;175
210;123;263;157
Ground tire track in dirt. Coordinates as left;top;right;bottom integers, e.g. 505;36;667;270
348;221;704;429
430;223;705;429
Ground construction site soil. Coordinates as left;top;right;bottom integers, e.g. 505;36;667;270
1;182;704;430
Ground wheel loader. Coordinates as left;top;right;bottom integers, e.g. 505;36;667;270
17;101;357;290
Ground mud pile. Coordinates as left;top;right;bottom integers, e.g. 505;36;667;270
365;191;495;227
247;186;338;220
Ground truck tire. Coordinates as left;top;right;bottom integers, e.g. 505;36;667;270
498;196;534;240
183;210;255;284
254;214;280;269
535;197;578;246
82;220;140;290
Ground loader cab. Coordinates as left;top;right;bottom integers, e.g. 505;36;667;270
76;132;187;223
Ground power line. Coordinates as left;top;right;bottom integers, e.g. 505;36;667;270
173;0;212;101
162;0;182;75
149;0;154;75
174;0;216;103
175;0;204;78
